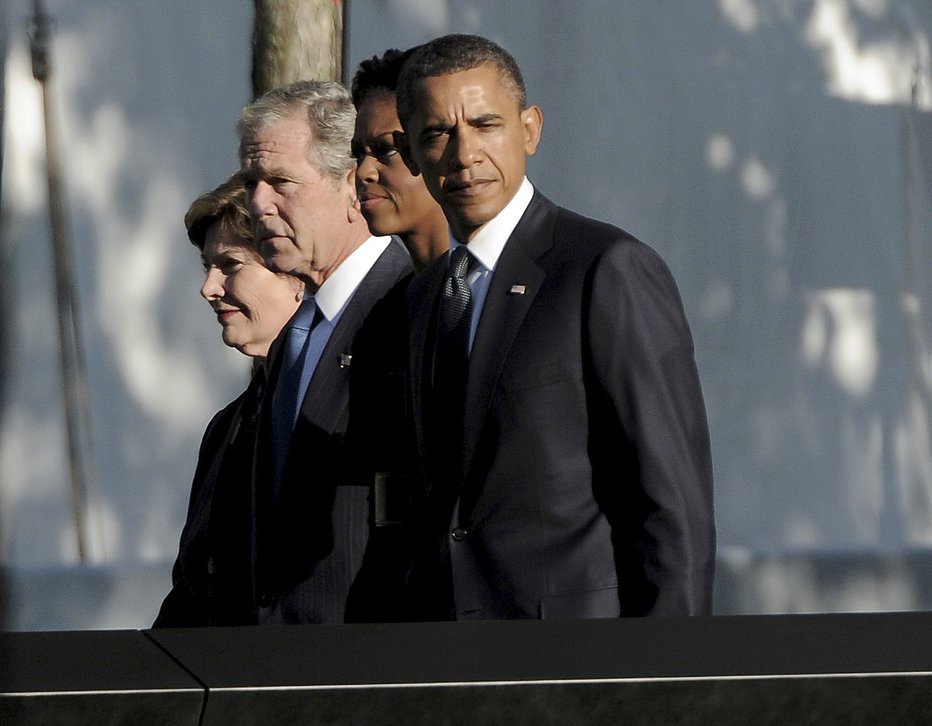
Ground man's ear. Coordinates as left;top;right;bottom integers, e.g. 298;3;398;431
521;104;543;156
344;165;362;223
395;130;421;176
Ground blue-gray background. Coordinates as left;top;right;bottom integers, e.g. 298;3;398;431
1;0;931;629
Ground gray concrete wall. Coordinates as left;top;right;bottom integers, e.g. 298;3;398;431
1;0;931;630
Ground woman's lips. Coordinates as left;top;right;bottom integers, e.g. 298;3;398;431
360;194;389;211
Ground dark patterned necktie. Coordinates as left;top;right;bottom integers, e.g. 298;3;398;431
440;245;476;336
430;245;478;481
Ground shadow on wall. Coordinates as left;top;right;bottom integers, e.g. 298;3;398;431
716;548;932;614
0;0;254;573
0;563;165;631
501;0;932;555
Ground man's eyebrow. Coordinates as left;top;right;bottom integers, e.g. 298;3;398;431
469;113;505;125
242;159;290;177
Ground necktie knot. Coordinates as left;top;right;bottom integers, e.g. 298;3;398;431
441;247;476;333
449;245;475;280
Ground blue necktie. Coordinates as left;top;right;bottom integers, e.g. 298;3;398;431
270;298;320;491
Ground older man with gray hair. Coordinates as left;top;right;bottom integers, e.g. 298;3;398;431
237;80;411;624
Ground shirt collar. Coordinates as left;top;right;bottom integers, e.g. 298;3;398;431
311;235;392;321
451;177;534;271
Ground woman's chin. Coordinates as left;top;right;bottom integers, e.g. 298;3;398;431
222;332;246;353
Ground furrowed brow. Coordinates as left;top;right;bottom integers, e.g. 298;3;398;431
469;113;504;126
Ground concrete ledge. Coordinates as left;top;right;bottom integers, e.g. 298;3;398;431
3;614;932;724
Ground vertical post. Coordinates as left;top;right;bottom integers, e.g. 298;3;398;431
340;0;349;86
251;0;345;98
29;0;97;563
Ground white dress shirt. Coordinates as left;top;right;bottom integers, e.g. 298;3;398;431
294;234;392;412
449;177;534;352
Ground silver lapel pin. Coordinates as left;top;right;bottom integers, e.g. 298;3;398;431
509;284;527;295
338;353;352;368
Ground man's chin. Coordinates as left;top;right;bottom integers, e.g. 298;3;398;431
262;251;295;275
260;241;290;269
447;212;493;241
443;200;498;237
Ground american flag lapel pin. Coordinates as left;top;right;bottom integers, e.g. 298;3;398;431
509;284;527;295
338;353;352;368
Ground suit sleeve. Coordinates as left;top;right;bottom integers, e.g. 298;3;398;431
151;401;239;628
585;240;715;616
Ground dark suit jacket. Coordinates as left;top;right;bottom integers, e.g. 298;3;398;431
155;238;412;627
344;273;421;623
253;237;412;624
363;191;715;621
154;372;263;627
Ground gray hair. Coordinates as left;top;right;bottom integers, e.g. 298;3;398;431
237;80;356;182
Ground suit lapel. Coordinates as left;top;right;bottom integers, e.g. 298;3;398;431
407;193;557;494
298;239;412;434
264;238;411;587
461;193;555;481
298;307;352;432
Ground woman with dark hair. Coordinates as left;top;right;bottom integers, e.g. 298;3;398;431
351;48;449;270
154;174;303;626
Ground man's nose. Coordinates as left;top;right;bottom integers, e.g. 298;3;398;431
449;127;479;169
248;180;275;217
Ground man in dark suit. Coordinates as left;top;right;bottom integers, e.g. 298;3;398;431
235;80;412;623
372;34;715;620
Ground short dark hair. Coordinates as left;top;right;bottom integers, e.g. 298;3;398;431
351;47;416;107
184;173;253;252
396;34;527;128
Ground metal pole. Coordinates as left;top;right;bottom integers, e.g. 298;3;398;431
29;0;97;563
340;0;349;86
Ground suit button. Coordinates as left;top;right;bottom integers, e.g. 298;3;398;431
451;527;468;542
